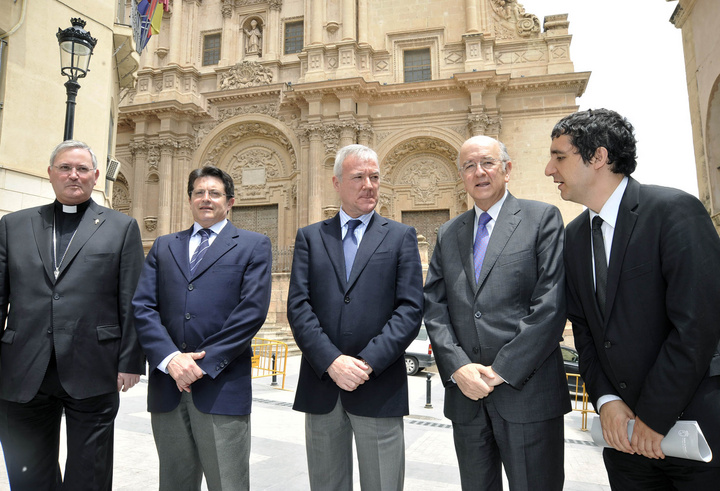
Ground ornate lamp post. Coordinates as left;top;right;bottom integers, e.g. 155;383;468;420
56;18;97;141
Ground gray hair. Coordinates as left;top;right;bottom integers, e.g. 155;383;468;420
457;136;511;172
333;144;380;180
49;140;98;169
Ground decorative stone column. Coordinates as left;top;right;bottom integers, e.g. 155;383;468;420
129;140;147;228
465;0;479;33
220;0;234;66
307;126;324;224
342;0;356;40
158;141;175;236
357;0;368;44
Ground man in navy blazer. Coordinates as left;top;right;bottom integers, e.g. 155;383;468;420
546;108;720;489
133;166;272;491
287;144;424;490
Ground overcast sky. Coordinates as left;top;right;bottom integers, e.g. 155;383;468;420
521;0;697;195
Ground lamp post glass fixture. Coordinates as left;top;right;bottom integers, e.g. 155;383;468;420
57;18;97;141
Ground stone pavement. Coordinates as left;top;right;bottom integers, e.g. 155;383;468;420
0;355;610;490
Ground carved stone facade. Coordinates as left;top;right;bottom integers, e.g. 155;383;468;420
670;0;720;234
117;0;588;254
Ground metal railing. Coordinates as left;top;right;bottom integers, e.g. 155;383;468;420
566;373;590;431
251;337;288;389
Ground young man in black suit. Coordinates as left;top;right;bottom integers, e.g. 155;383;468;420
546;108;720;490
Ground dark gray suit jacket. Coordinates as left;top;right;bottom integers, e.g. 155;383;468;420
424;193;571;424
0;200;145;402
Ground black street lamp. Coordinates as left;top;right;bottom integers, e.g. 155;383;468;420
57;18;97;141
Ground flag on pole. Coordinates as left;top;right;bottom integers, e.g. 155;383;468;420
135;0;169;52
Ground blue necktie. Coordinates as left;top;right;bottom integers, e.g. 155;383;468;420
473;213;492;283
190;228;211;275
343;219;362;281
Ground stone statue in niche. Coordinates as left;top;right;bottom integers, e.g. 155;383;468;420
245;19;262;56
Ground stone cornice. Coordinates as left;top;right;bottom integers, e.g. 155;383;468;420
119;100;208;119
205;83;286;104
503;71;590;96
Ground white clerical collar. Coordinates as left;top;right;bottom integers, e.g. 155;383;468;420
62;205;78;213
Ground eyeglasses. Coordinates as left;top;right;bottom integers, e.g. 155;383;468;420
53;164;94;176
192;189;226;200
461;159;503;175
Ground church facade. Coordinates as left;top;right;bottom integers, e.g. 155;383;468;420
116;0;588;260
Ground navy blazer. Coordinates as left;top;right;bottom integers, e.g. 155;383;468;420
132;222;272;416
287;213;424;417
566;177;720;466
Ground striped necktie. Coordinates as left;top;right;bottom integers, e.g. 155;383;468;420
190;228;211;275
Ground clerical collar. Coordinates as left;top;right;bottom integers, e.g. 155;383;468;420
54;199;91;215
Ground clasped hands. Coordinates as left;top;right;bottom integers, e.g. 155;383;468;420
167;351;207;393
599;399;665;460
328;354;373;391
453;363;503;400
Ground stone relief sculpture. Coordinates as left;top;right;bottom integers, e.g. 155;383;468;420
245;20;262;55
219;61;273;90
490;0;540;38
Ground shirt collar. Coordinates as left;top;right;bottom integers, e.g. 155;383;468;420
339;208;374;228
193;219;228;236
589;176;628;229
474;190;508;223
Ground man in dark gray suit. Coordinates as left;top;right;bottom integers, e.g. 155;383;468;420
0;140;145;490
424;135;570;491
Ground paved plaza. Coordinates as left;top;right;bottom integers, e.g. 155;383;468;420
0;355;610;490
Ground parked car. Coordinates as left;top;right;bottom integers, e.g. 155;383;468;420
561;345;584;394
405;325;435;376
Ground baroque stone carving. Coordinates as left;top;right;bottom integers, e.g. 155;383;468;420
383;138;457;180
218;61;273;90
406;160;446;205
217;103;279;122
244;19;262;55
203;122;297;172
489;0;540;39
112;174;131;214
144;216;158;232
468;113;502;136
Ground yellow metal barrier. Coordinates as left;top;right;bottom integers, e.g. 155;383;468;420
566;373;591;431
251;337;288;390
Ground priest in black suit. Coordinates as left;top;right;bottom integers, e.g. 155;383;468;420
0;140;145;491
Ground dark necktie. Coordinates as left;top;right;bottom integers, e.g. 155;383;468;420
190;228;211;275
343;219;362;281
592;216;608;317
473;212;492;283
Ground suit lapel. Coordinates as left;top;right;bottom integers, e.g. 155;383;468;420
32;205;56;282
319;214;346;287
347;214;388;289
568;210;604;324
169;227;193;282
476;194;521;292
605;178;639;322
455;210;478;294
55;201;106;281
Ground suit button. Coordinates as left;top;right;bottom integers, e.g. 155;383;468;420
181;343;187;349
619;382;627;389
188;284;194;291
604;341;611;349
344;296;350;304
185;313;191;320
472;347;479;354
53;293;60;300
474;312;481;319
47;329;53;334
